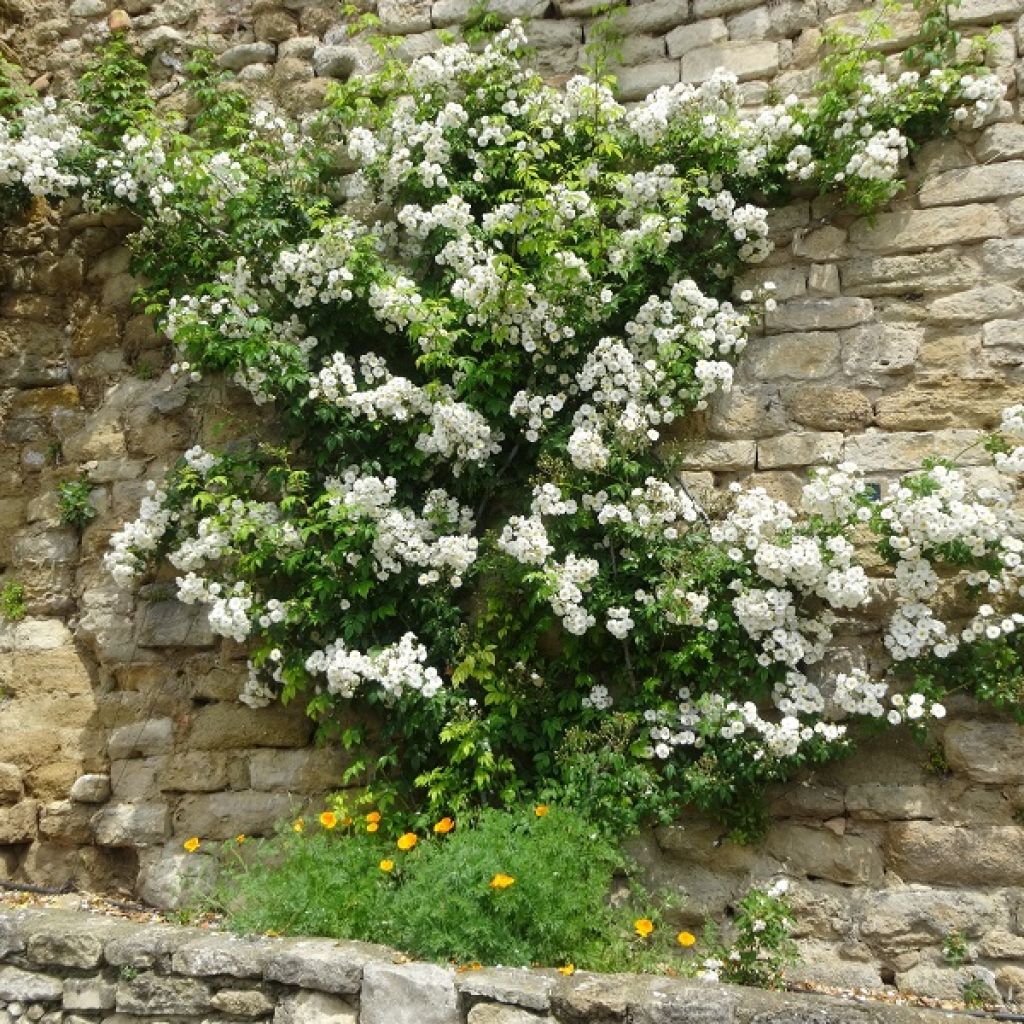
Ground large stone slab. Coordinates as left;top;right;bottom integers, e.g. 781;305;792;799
943;720;1024;783
888;823;1024;885
361;962;459;1024
265;937;392;995
849;205;1004;253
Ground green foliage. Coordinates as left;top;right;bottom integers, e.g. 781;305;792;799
700;883;797;988
57;478;97;529
0;56;32;119
0;580;27;622
214;806;675;972
78;34;155;149
581;3;627;79
943;929;970;968
461;0;505;45
961;976;994;1009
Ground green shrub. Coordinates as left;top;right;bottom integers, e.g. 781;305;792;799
57;478;97;529
213;805;674;972
0;580;27;622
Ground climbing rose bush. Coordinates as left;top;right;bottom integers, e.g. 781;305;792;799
1;21;1020;833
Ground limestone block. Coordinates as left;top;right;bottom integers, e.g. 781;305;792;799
136;850;218;911
172;790;296;840
666;19;727;58
845;784;941;821
137;600;214;648
769;295;877;333
0;967;62;1003
807;263;840;296
841;322;922;385
110;758;165;801
874;383;1012;430
707;387;790;439
852;204;1005;253
104;922;193;967
115;972;212;1015
274;989;359;1023
784;386;873;431
218;42;275;71
927;284;1022;325
766;824;884;884
793;225;848;261
693;0;760;16
943;719;1024;783
38;800;95;844
108;717;174;759
983;319;1024;364
673;439;756;471
248;747;349;792
981;238;1024;277
158;752;231;793
456;967;555;1012
0;800;38;843
0;763;24;804
898;964;1000;1003
615;62;679;102
91;802;170;847
843;429;986;472
727;0;816;38
172;933;272;977
25;914;131;969
361;962;459;1024
265;937;392;995
255;8;298;41
758;431;843;469
211;987;275;1016
888;822;1024;885
63;977;116;1011
950;0;1024;22
70;773;110;803
746;332;840;380
377;0;432;31
785;948;886;991
680;40;780;83
860;889;999;949
613;34;666;66
617;0;689;34
187;701;313;750
468;1005;550;1024
977;121;1024;161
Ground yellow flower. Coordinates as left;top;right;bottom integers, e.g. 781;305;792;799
634;918;654;939
397;832;418;851
379;859;395;872
183;837;200;853
558;964;575;976
534;804;549;817
319;811;338;830
677;931;697;947
366;822;379;833
366;810;381;824
489;873;516;890
434;817;455;835
293;818;304;833
235;834;246;844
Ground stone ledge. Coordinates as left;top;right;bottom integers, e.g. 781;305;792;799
0;907;972;1023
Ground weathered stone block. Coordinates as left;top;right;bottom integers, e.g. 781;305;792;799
673;440;756;471
845;784;940;821
919;160;1024;207
115;972;212;1015
615;62;680;102
70;773;111;803
313;45;363;78
468;1005;550;1024
758;431;843;469
248;747;348;792
849;205;1005;253
943;719;1024;783
63;977;116;1010
746;332;840;380
784;386;873;431
0;966;62;1002
172;790;296;840
0;799;38;843
981;238;1024;277
91;802;170;847
456;968;555;1013
843;429;985;472
950;0;1024;23
136;850;218;912
38;799;95;843
666;19;727;58
108;718;174;759
361;962;459;1024
110;758;165;801
766;824;884;884
265;937;391;995
172;933;272;977
860;889;998;950
766;297;873;333
137;600;214;648
927;285;1022;325
977;121;1024;161
0;762;24;803
188;702;313;750
159;752;231;792
888;823;1024;885
218;42;276;71
275;989;359;1023
680;40;780;83
212;986;275;1016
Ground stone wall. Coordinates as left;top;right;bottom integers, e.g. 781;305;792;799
0;906;976;1023
3;0;1024;1007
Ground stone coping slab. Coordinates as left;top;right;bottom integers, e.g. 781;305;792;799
0;906;970;1023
